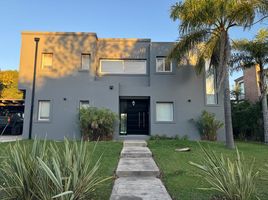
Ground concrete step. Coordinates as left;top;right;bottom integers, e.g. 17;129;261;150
110;177;172;200
117;135;150;141
116;157;160;177
121;147;152;158
123;140;147;147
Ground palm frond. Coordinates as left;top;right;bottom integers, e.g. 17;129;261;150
168;29;209;63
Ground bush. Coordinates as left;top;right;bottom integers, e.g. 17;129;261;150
190;145;259;200
195;110;223;141
79;107;117;141
0;139;107;200
231;100;263;141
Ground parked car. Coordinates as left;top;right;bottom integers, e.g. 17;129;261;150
0;109;23;135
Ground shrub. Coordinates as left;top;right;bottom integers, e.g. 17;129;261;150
0;139;107;200
79;107;117;141
195;110;223;141
231;100;263;141
190;145;259;200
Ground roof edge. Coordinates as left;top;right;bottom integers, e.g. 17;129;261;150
21;31;98;37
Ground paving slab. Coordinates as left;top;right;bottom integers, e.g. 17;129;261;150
110;177;172;200
0;136;22;143
121;147;152;158
116;157;160;177
123;140;147;147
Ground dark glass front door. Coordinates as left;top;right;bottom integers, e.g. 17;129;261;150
120;99;149;135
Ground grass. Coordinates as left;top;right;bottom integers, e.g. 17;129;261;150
148;139;268;200
0;140;122;200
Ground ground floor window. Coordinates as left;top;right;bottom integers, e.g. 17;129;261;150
79;100;90;109
38;100;50;121
156;102;174;122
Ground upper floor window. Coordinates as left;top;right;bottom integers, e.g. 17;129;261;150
81;54;91;70
205;61;218;105
41;53;53;69
100;60;146;74
38;100;51;121
237;81;245;100
156;57;172;72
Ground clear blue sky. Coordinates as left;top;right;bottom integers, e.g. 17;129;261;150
0;0;265;86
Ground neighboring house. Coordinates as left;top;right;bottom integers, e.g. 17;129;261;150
234;65;265;102
18;32;225;140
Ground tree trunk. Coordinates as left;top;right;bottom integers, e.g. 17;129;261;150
224;72;235;148
219;31;235;149
259;65;268;143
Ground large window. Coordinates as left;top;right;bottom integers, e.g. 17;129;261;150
41;53;53;69
81;54;91;70
205;61;217;105
156;57;172;72
38;100;51;121
156;102;174;122
100;60;146;74
238;81;245;99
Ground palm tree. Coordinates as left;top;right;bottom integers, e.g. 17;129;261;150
231;28;268;143
169;0;257;149
231;84;243;104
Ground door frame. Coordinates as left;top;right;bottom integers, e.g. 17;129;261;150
119;96;150;136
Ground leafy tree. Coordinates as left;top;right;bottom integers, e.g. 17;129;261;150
169;0;257;148
0;70;23;99
231;100;263;141
231;28;268;143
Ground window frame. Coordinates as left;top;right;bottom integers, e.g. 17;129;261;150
41;53;53;69
81;53;91;71
38;100;51;121
155;101;174;123
205;61;218;105
156;57;172;73
79;100;90;109
99;59;147;75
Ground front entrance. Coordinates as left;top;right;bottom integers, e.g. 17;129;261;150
120;98;149;135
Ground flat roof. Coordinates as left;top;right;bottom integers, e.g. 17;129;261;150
21;31;152;42
234;76;244;82
21;31;97;37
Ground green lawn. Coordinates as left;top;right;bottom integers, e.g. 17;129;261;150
148;139;268;200
0;140;122;200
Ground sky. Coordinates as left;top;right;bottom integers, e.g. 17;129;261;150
0;0;266;87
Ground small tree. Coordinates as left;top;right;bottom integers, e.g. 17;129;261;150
195;110;223;141
231;28;268;143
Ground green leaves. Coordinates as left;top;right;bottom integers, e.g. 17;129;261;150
0;70;23;99
0;139;107;200
230;28;268;73
190;144;259;200
195;110;224;141
79;107;118;141
169;0;258;81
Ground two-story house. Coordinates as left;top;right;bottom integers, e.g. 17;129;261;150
18;32;225;140
234;65;267;102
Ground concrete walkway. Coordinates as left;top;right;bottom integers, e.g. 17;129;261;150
110;140;172;200
0;135;22;143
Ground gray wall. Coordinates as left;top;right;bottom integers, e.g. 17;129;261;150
19;32;225;141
